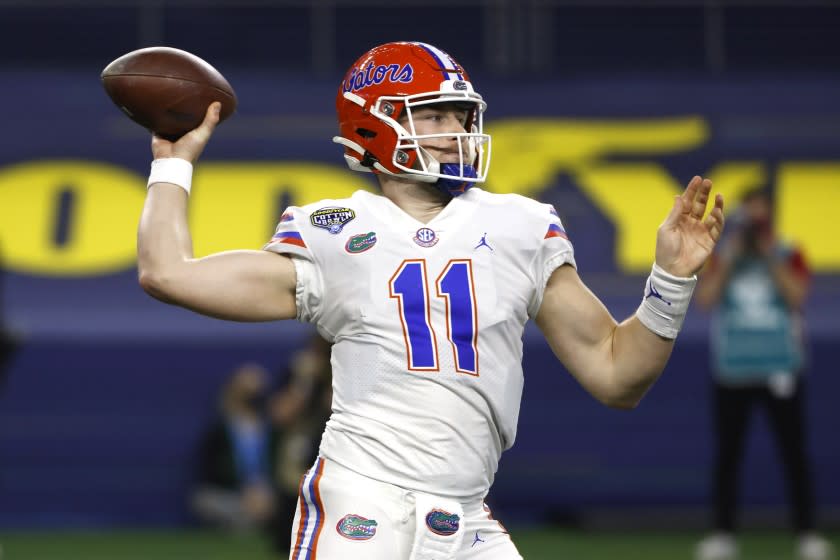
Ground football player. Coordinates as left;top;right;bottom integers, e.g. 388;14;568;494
138;42;724;560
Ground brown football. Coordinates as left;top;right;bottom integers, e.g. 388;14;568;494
101;46;237;141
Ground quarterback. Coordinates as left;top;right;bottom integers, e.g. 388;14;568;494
137;42;725;560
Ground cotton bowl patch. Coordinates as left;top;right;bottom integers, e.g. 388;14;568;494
336;514;378;541
310;207;355;234
425;509;460;536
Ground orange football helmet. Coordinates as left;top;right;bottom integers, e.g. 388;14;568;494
333;41;491;196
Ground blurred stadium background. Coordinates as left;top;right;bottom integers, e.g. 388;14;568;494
0;0;839;558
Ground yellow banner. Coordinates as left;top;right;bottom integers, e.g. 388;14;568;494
1;117;837;277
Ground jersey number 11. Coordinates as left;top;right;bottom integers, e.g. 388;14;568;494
389;259;478;376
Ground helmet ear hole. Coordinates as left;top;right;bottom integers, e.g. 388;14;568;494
356;128;377;139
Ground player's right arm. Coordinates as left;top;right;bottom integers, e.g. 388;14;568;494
137;103;298;322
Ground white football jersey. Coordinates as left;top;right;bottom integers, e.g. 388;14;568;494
264;188;575;500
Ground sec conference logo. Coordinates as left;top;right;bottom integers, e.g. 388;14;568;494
310;207;356;234
413;227;438;248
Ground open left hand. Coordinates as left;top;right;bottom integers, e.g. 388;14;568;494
655;175;725;277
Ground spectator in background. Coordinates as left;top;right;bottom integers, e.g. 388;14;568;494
695;188;832;560
267;332;332;555
191;362;277;533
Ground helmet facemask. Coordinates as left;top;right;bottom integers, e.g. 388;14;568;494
370;91;491;196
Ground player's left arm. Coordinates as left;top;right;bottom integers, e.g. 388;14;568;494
536;176;724;409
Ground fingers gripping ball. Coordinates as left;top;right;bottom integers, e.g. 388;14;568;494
101;46;237;141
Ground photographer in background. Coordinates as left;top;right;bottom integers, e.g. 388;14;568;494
695;188;832;560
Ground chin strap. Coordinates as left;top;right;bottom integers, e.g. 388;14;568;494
436;163;478;197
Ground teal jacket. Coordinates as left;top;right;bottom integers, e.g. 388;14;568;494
711;242;808;386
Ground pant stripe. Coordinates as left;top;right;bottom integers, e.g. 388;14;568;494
309;458;327;558
293;458;326;560
292;473;311;560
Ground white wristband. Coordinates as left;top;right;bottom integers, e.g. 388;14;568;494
636;263;697;339
147;158;193;195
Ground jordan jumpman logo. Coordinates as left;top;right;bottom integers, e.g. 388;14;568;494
472;531;485;547
645;279;672;306
474;233;494;251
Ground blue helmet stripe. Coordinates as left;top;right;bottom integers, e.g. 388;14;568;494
414;42;463;81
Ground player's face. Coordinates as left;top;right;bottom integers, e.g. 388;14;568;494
400;103;471;163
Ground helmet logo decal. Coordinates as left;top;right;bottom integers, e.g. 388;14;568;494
342;63;414;94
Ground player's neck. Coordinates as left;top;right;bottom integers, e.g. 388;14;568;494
378;176;451;224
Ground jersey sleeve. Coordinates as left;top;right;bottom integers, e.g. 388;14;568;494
263;208;312;260
262;207;323;324
528;204;576;318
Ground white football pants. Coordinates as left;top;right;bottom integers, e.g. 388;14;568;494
288;457;523;560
